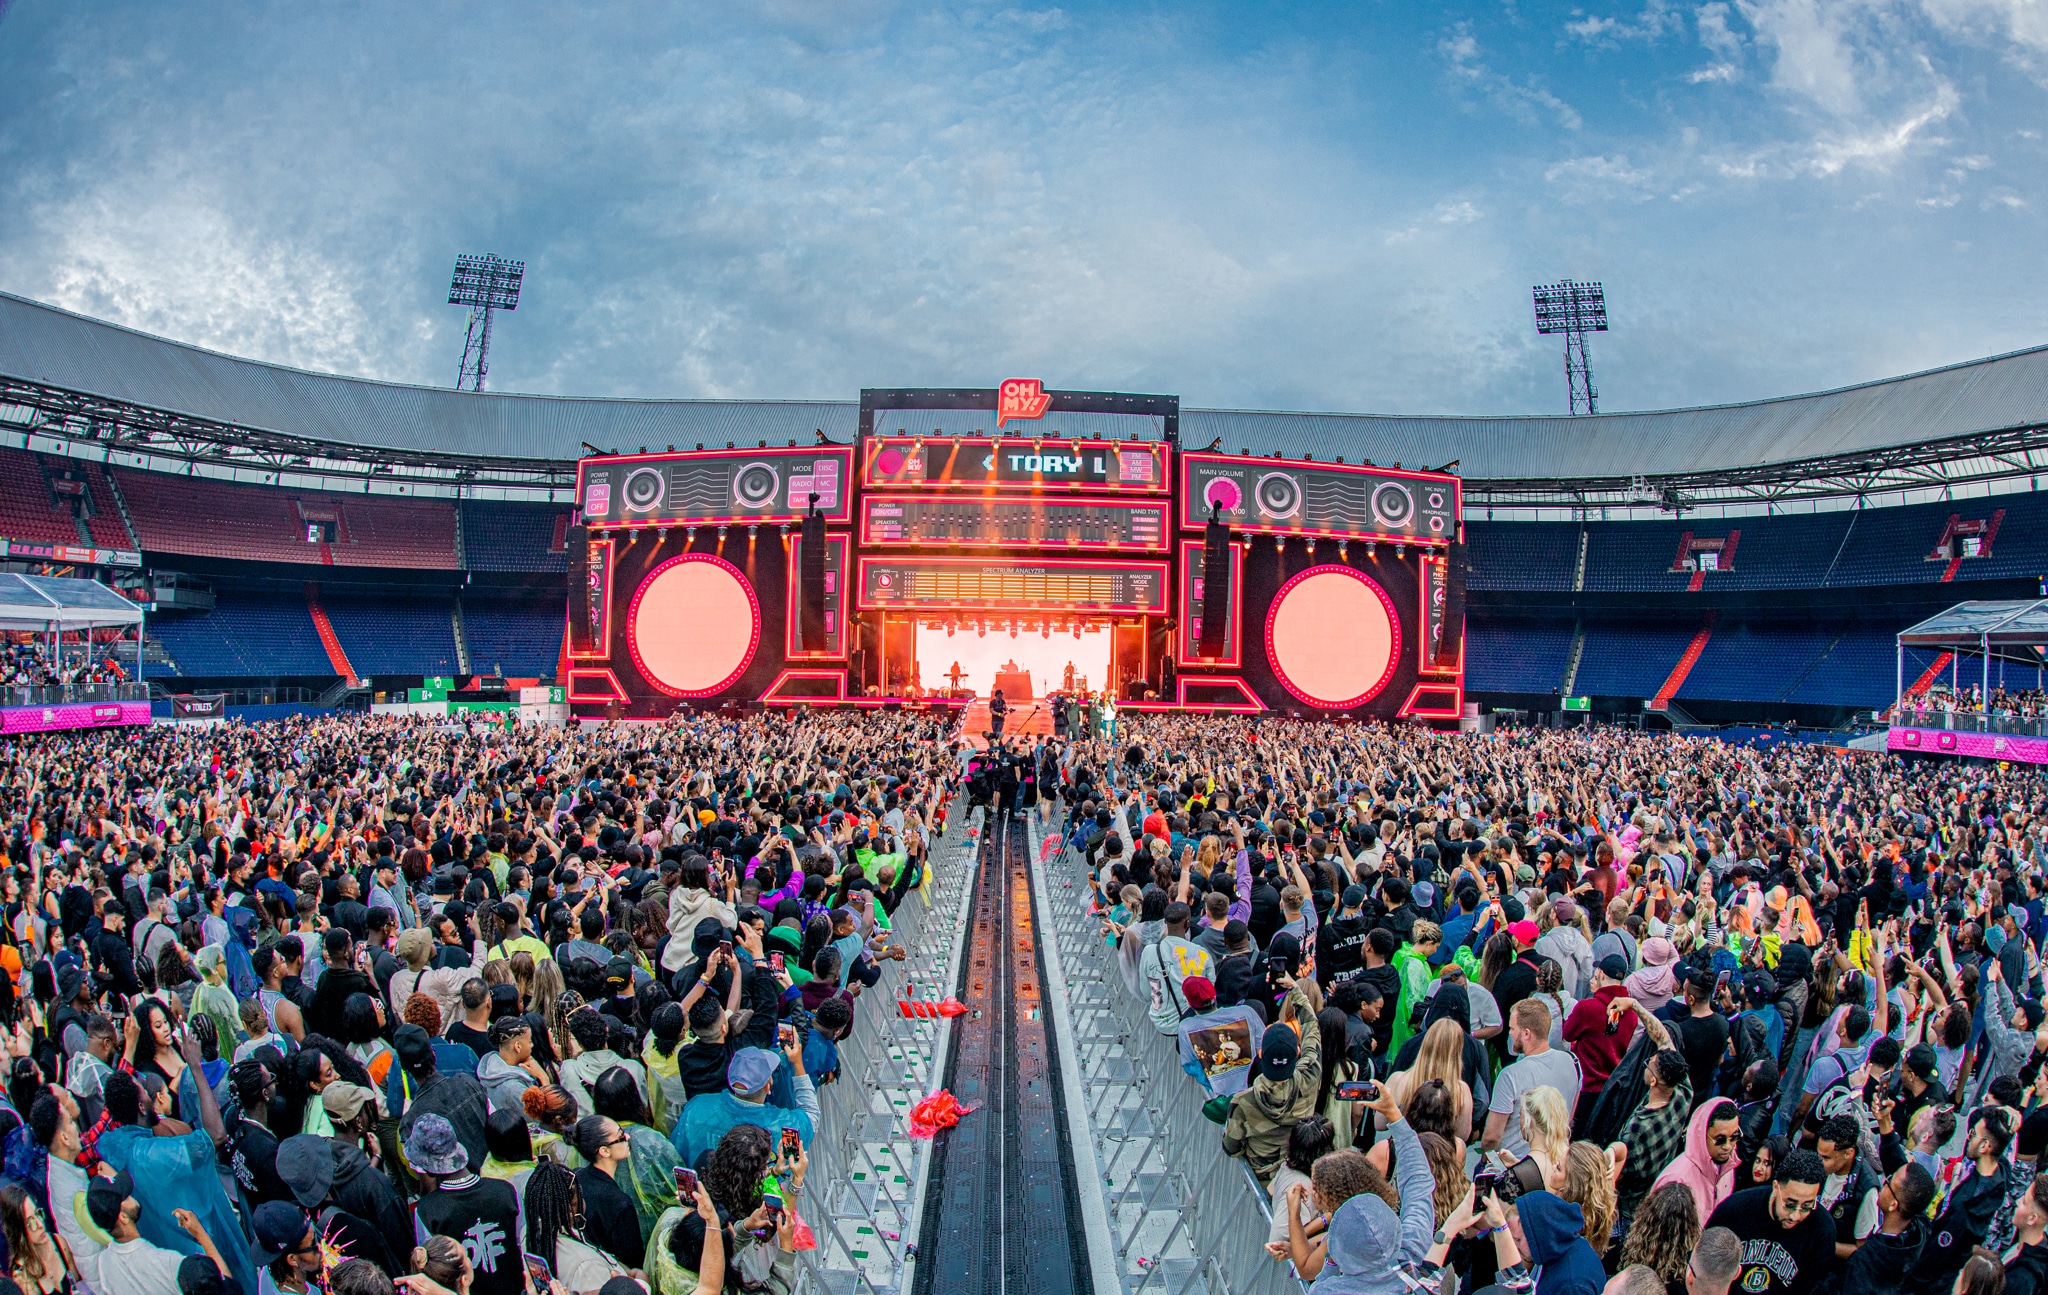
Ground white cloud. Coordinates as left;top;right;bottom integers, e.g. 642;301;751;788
1690;62;1741;81
1565;0;1684;45
1441;22;1583;129
1436;200;1483;223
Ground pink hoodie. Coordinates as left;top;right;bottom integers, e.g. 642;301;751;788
1650;1097;1738;1223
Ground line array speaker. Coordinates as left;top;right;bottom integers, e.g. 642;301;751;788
800;508;828;651
1198;518;1231;658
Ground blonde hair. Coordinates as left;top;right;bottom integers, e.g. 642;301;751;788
1411;921;1442;947
481;958;512;987
1519;1086;1572;1168
1197;836;1222;872
1411;1019;1465;1093
1563;1141;1618;1255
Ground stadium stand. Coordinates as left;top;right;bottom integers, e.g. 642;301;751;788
0;447;95;546
1463;618;1575;694
322;593;460;675
1466;520;1581;591
462;596;567;677
460;500;569;572
1572;622;1702;698
150;590;332;676
113;468;457;568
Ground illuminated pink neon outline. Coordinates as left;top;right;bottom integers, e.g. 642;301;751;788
566;538;616;660
1399;681;1464;720
858;492;1171;553
1175;676;1264;712
1418;553;1467;676
784;533;850;660
1263;563;1402;709
860;437;1170;495
626;552;761;698
1176;451;1460;543
853;555;1171;615
566;667;629;703
759;668;848;705
576;445;856;525
1177;538;1244;667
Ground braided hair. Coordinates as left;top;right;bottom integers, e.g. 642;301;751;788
522;1157;582;1275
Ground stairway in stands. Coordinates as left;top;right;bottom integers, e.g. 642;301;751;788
1905;652;1954;698
1652;611;1719;711
304;582;360;684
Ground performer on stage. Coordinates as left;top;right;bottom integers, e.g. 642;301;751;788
989;688;1008;737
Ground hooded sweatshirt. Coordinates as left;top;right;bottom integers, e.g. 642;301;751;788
1649;1096;1738;1223
1520;1191;1605;1295
1839;1218;1927;1295
1309;1116;1433;1295
661;888;738;972
1222;982;1324;1182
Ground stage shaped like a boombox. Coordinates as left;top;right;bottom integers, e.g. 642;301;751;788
563;385;1465;721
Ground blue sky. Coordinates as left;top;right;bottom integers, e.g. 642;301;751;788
0;0;2041;417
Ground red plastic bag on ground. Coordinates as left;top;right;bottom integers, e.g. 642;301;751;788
909;1089;975;1139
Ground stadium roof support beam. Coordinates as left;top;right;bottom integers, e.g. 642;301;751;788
1465;421;2048;510
0;375;572;497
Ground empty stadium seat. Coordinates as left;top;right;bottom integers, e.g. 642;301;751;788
461;501;570;572
113;469;457;568
150;591;334;676
463;598;566;677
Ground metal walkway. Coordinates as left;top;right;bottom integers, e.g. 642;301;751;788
912;813;1095;1295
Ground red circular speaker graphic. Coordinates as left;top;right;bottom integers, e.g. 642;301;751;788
1264;564;1400;709
627;553;760;698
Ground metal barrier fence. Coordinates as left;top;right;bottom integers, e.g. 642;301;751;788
1033;816;1301;1295
790;810;979;1295
1889;706;2048;738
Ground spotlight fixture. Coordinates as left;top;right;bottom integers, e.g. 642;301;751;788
1305;539;1316;557
1338;541;1349;561
977;623;987;638
656;528;667;542
1366;541;1377;558
947;624;955;637
717;526;727;542
1395;543;1406;558
684;527;696;543
1042;626;1051;638
748;524;757;538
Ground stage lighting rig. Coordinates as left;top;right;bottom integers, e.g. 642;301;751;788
448;253;524;392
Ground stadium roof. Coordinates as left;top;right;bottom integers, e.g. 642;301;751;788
0;574;143;631
5;289;2048;505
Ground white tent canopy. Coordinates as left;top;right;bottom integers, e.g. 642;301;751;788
0;574;143;631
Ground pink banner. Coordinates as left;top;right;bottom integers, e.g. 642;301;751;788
0;701;151;735
1887;724;2048;764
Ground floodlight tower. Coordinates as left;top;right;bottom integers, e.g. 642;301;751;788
1532;279;1608;415
448;253;525;392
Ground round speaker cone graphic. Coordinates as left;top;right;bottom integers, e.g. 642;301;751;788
732;462;780;510
1264;565;1400;709
621;467;666;513
1253;471;1302;519
628;554;760;698
1372;481;1415;529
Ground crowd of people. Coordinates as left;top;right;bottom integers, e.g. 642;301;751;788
1890;687;2048;723
0;709;955;1295
0;641;129;691
1068;716;2048;1295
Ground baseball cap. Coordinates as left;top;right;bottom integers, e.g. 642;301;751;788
1515;864;1537;884
1258;1024;1299;1084
393;1023;435;1073
321;1082;380;1124
1596;954;1629;981
727;1047;778;1094
252;1202;312;1266
1508;920;1539;947
1341;884;1368;908
1182;976;1217;1009
85;1171;132;1232
1904;1043;1939;1082
275;1135;335;1209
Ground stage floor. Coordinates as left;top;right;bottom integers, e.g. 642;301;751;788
960;698;1056;749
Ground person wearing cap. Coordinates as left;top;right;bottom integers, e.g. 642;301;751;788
1488;919;1552;1045
408;1113;526;1295
1173;975;1266;1097
672;1031;817;1167
248;1199;324;1295
1319;884;1373;985
1563;953;1639;1125
85;1170;229;1295
393;1022;491;1176
273;1134;401;1276
1222;978;1324;1183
